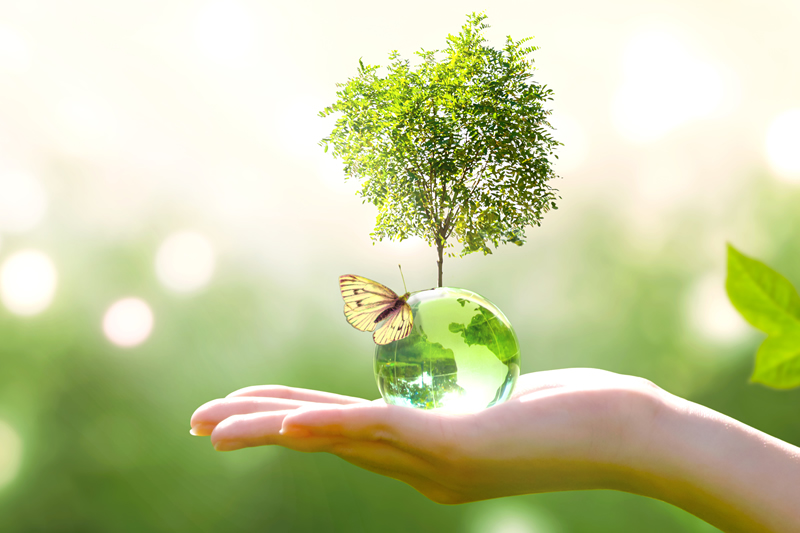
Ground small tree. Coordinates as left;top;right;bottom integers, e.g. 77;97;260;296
320;13;561;287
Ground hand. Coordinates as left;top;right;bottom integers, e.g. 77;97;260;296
192;368;800;531
189;368;664;504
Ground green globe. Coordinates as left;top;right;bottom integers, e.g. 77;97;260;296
374;287;520;412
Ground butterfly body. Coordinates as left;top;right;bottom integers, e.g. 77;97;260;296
339;274;413;345
374;293;410;323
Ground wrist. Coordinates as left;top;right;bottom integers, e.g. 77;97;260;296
627;391;800;532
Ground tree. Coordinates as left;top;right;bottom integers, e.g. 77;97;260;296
320;12;561;287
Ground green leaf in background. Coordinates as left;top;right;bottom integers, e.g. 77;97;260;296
726;244;800;389
751;331;800;389
725;244;800;334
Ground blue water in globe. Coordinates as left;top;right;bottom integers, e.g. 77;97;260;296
374;287;520;412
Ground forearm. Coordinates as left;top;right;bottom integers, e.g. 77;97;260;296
633;393;800;532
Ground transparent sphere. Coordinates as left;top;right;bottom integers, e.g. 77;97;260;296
374;287;520;412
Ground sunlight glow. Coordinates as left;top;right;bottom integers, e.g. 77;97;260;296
0;250;57;316
0;170;47;233
0;419;22;489
765;109;800;181
55;93;119;158
686;274;749;344
103;298;154;347
549;115;588;173
613;27;726;142
194;0;255;67
155;231;215;292
0;25;29;72
280;98;331;158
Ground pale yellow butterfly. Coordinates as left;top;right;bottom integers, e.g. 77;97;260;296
339;267;413;345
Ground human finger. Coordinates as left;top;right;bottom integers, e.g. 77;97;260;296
191;397;311;436
210;410;344;453
212;411;427;473
281;402;463;459
226;385;369;404
210;411;451;497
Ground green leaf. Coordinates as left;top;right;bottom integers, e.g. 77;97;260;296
750;329;800;389
726;245;800;389
725;244;800;335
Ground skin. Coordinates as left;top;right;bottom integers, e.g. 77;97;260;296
190;368;800;532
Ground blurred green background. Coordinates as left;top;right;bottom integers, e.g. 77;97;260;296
1;0;800;531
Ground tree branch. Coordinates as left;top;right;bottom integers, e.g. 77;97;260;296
399;126;440;230
445;154;491;239
441;165;469;239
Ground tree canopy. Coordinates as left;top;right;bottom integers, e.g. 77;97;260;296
320;13;561;286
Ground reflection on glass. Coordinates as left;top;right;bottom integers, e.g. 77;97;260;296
375;288;520;412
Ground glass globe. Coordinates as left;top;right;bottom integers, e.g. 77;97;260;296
374;287;520;412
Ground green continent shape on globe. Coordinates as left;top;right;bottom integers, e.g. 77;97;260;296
448;299;518;363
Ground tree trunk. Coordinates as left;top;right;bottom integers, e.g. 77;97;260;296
436;242;444;287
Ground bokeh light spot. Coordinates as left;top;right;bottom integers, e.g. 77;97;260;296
103;298;154;347
0;250;57;316
765;109;800;181
468;503;562;533
686;274;749;345
613;27;726;142
0;170;47;234
155;231;215;292
0;419;23;490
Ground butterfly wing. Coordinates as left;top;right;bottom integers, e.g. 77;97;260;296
373;301;414;345
339;274;400;332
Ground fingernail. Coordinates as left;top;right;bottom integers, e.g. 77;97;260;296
190;423;215;436
214;440;245;452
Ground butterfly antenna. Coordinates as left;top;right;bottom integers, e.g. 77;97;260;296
398;264;408;294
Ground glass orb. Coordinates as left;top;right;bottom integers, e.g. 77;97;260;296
374;287;520;412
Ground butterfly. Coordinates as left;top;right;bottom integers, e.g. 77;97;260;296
339;271;413;345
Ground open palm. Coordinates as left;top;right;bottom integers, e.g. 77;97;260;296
190;369;663;503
